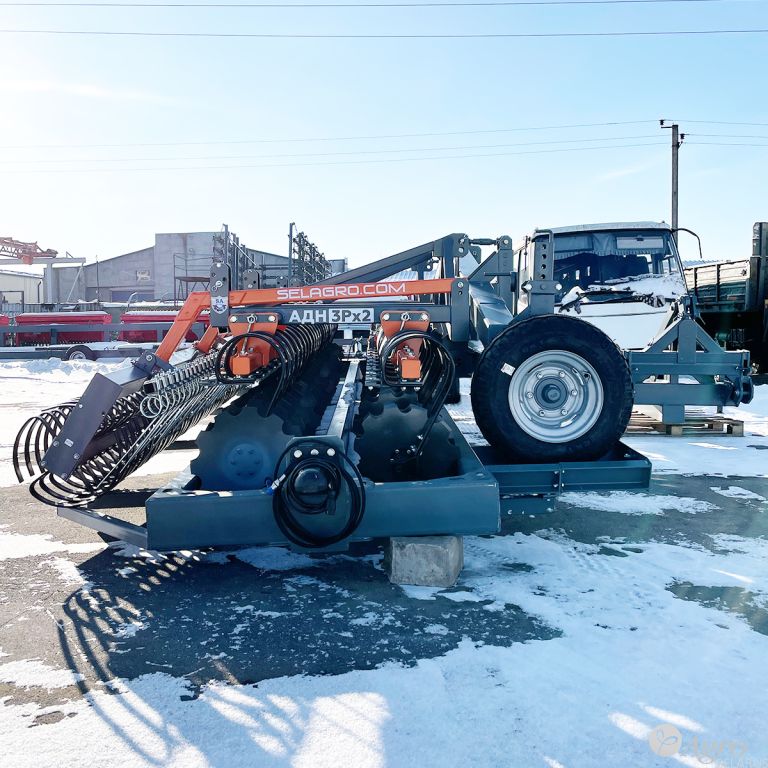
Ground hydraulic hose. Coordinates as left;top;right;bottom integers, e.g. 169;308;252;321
271;443;365;549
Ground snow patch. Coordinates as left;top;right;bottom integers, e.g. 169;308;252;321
0;532;104;560
109;541;167;562
44;557;90;586
0;659;84;690
397;585;440;600
349;612;380;627
231;606;285;618
113;621;146;640
709;485;767;501
435;590;485;603
558;490;717;515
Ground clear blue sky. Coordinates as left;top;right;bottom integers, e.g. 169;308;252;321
0;1;766;267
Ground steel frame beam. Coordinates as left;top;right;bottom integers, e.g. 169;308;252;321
144;411;501;551
317;234;467;286
155;278;456;361
627;313;752;421
60;433;651;553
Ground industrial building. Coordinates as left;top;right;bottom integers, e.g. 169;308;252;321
45;229;347;305
0;269;45;312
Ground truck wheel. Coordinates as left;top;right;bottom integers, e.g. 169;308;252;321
64;345;96;361
470;315;633;462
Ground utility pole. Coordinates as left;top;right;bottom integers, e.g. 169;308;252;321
660;120;685;241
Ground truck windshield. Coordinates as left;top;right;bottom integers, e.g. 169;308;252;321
550;230;681;296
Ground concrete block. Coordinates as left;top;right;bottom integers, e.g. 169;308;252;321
385;535;464;588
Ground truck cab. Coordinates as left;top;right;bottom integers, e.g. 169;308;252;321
515;222;688;350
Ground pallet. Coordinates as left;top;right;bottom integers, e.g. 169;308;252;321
627;409;744;437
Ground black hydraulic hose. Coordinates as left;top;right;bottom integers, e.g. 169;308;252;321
271;444;365;549
214;324;336;414
215;331;289;414
377;330;456;463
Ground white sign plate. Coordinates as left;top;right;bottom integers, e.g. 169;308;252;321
287;307;374;324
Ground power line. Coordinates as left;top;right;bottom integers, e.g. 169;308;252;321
689;133;768;138
687;141;768;146
682;120;768;127
1;27;768;37
0;134;662;163
0;120;655;149
0;0;757;6
3;140;667;173
4;121;766;153
9;137;767;173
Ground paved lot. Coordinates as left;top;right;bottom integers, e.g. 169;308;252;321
2;469;766;717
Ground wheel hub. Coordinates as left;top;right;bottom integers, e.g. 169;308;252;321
534;378;568;409
508;350;604;443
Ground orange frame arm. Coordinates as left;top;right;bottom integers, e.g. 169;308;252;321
155;278;455;363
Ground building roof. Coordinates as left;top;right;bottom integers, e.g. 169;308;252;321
0;269;44;279
87;245;154;267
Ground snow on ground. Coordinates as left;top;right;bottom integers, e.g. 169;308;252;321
0;361;767;766
0;659;85;690
558;490;718;515
621;394;768;477
0;358;199;487
2;530;767;767
622;438;767;480
0;531;105;560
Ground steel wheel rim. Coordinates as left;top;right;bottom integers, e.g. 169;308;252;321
68;351;87;360
507;349;604;443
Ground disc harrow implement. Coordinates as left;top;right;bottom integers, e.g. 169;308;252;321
12;234;673;565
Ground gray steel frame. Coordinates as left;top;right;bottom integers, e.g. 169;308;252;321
143;413;501;551
318;234;464;285
56;427;650;552
43;227;748;550
626;309;752;422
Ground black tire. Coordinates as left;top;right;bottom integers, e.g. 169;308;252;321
470;315;633;462
64;344;96;361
